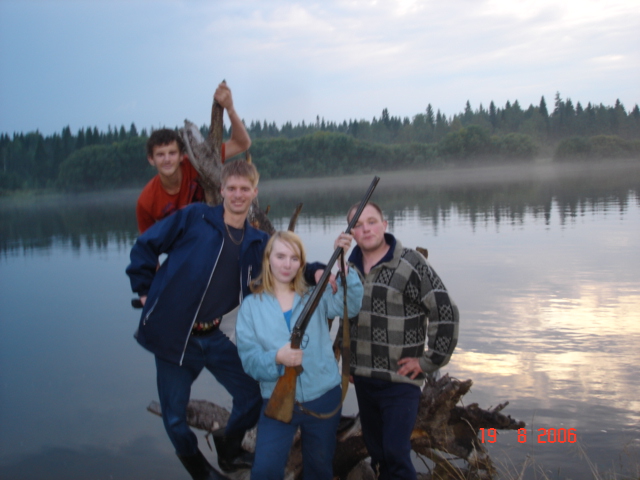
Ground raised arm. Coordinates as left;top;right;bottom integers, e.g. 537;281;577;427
322;268;364;319
214;82;251;159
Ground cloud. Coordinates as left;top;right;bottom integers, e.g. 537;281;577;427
0;0;638;134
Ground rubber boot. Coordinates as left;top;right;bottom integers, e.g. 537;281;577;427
213;430;254;473
177;449;231;480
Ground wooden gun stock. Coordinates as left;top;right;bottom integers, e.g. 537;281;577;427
264;176;380;423
264;364;303;423
264;329;305;423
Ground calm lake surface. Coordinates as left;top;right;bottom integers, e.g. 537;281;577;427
1;160;639;479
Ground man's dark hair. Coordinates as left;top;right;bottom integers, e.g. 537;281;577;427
347;201;384;222
146;128;185;157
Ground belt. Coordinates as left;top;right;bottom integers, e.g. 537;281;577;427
191;317;221;336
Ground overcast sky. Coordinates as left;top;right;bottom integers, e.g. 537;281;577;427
1;0;639;136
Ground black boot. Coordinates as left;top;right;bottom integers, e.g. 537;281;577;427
213;430;254;472
177;449;231;480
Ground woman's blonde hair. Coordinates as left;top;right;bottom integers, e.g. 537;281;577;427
251;231;308;297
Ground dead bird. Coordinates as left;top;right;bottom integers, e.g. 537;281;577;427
181;81;275;235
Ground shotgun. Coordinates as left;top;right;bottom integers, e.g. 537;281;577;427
264;176;380;423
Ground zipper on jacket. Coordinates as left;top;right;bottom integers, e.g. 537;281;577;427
142;297;159;325
239;265;244;304
178;239;224;366
240;264;252;304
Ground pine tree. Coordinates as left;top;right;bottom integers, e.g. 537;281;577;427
426;104;435;130
61;125;74;157
77;128;85;149
463;101;473;126
85;127;94;146
552;92;565;136
33;134;48;186
381;108;390;127
489;101;497;131
539;96;549;119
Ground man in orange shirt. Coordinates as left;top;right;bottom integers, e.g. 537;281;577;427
136;82;251;233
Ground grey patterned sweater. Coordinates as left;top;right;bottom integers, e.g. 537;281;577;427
346;234;459;386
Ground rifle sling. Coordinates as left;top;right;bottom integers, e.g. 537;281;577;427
295;252;351;420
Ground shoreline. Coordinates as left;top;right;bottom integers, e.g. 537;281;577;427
258;157;640;196
2;158;638;207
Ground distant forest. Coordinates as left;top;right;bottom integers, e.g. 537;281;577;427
1;93;639;192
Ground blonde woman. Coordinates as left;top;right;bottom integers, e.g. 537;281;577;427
236;231;363;480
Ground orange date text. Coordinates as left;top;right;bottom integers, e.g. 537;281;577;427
479;427;577;443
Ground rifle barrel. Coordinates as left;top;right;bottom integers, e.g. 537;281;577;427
289;176;380;345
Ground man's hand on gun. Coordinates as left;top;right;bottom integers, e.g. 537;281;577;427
334;232;353;260
314;232;353;293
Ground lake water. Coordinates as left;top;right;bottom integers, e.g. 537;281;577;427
1;160;639;479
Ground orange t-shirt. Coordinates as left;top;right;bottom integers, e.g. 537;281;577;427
136;145;226;233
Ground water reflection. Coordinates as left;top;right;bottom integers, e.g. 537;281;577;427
2;161;638;255
0;189;139;255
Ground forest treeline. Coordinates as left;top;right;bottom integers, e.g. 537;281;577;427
1;93;639;192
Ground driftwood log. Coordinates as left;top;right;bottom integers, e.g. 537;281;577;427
148;374;525;480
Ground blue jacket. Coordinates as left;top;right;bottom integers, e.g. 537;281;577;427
236;269;363;403
126;203;269;366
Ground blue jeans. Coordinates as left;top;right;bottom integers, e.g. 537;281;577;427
251;384;342;480
353;376;422;480
155;329;262;455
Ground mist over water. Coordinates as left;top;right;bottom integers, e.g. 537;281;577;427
1;160;639;479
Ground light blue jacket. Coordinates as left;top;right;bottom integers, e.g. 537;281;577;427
236;269;363;403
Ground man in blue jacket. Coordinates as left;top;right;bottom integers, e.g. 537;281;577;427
127;160;268;480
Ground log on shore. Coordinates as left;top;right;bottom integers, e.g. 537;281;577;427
148;374;525;479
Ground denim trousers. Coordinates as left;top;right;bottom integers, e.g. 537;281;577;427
251;384;342;480
353;376;422;480
155;329;262;455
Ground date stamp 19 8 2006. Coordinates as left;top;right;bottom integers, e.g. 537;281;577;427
479;428;577;444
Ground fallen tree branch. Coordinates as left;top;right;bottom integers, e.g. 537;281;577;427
148;374;524;479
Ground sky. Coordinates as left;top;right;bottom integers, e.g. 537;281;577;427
1;0;639;136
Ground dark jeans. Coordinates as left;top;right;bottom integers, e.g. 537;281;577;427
353;376;422;480
155;329;261;455
251;384;342;480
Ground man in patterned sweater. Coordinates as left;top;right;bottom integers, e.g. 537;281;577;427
344;202;459;480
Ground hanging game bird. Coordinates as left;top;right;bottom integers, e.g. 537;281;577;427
180;81;275;235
